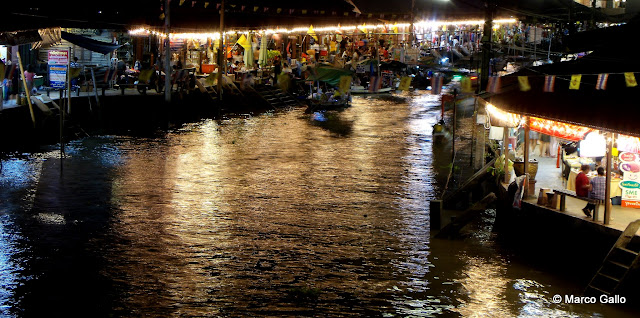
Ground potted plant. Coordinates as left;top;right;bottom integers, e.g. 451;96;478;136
489;154;513;183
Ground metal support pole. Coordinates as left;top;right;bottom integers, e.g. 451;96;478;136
164;0;172;103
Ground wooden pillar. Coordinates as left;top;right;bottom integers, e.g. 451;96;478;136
523;116;530;196
503;127;510;184
292;37;298;59
604;132;614;225
217;0;225;101
480;0;494;92
164;0;172;103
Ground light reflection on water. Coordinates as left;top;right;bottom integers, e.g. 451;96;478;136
0;92;637;316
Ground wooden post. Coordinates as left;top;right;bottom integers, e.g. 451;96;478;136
217;0;225;101
480;0;494;92
67;47;71;114
604;132;614;225
523;116;530;196
503;126;509;184
164;0;172;103
451;90;457;164
90;68;101;108
16;52;36;127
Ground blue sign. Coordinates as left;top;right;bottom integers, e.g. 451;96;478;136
49;65;67;89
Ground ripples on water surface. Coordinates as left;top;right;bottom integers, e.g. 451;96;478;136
0;92;636;317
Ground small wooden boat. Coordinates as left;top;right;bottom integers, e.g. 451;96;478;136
350;85;393;94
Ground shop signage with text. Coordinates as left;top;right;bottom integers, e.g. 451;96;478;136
619;152;640;208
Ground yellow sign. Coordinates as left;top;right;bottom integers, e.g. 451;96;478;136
339;76;352;93
625;72;638;87
569;74;581;90
461;77;472;93
398;76;412;91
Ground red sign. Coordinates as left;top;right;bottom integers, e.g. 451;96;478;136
48;50;69;65
620;152;638;162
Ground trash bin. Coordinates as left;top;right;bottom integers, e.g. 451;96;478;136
611;196;622;205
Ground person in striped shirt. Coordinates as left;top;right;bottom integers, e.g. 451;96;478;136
583;167;606;217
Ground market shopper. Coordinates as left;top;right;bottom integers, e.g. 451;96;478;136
273;56;281;84
576;164;591;199
24;64;35;93
584;167;606;217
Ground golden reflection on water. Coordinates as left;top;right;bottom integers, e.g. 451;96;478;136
105;97;428;315
453;254;511;317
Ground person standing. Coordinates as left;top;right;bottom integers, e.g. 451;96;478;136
24;64;35;93
273;56;281;85
583;167;606;217
539;133;551;157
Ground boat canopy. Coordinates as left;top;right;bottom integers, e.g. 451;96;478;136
307;66;353;86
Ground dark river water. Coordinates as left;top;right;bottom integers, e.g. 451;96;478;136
1;92;638;317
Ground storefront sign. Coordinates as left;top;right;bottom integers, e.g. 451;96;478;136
620;152;638;163
619;152;640;208
49;65;67;89
48;50;69;65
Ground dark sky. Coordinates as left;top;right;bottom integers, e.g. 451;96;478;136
1;0;607;31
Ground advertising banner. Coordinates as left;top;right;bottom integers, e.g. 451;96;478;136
619;152;640;208
49;65;67;89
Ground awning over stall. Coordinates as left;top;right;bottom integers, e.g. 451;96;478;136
61;31;121;55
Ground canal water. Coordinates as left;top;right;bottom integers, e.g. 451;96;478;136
1;92;637;317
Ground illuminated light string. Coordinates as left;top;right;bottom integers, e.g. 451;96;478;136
485;103;595;141
486;103;640;146
129;18;517;40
